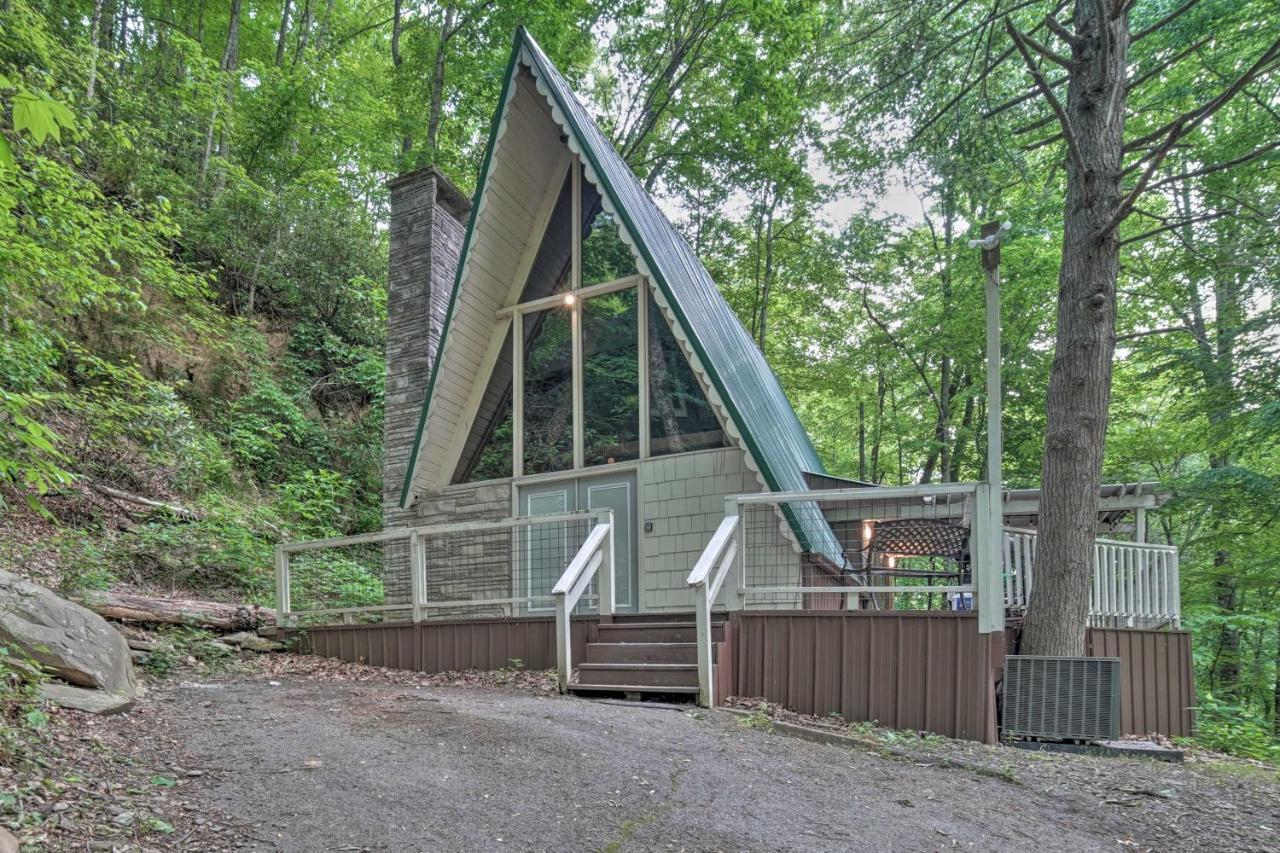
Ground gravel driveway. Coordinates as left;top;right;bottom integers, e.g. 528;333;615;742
112;673;1278;852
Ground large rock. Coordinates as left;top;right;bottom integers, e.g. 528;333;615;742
40;683;135;715
0;569;139;697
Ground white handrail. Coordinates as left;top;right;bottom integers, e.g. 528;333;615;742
686;512;740;708
552;511;614;693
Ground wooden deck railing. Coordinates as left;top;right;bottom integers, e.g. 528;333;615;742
1002;527;1181;627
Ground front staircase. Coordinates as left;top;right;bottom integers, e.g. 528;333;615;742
568;616;726;698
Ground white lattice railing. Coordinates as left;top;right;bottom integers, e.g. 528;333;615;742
1002;527;1181;627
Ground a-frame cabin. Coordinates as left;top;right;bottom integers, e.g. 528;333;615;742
386;28;822;616
277;28;1192;741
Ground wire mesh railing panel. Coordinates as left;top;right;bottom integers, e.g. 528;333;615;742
278;513;601;626
420;515;594;617
738;487;977;612
286;537;405;625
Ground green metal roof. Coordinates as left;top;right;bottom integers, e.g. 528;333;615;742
401;29;837;557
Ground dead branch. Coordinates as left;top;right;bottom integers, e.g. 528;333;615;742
1006;18;1088;186
87;482;202;521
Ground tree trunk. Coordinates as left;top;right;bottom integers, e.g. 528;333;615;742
1273;621;1280;737
75;591;277;630
275;0;292;67
870;368;885;483
292;0;312;66
86;0;106;100
1021;2;1129;657
201;0;241;178
425;6;456;159
858;400;867;481
1212;565;1240;692
392;0;411;157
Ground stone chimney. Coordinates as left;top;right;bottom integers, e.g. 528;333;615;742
382;166;471;528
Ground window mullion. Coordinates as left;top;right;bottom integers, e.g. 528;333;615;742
512;309;524;479
571;158;584;470
638;277;650;459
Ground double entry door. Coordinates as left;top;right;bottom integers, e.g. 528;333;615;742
519;471;638;613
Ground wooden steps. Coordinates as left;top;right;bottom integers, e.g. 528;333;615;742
568;617;722;699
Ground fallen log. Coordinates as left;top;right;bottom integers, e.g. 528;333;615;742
74;590;276;631
87;482;202;521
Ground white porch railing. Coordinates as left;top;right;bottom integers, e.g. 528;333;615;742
686;483;1006;707
686;509;740;707
552;510;614;692
1002;527;1181;627
274;511;596;625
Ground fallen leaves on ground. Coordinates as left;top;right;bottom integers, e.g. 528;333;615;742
251;652;559;694
0;702;247;851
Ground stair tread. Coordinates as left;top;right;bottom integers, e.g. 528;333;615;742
578;662;698;670
568;683;700;694
587;641;696;647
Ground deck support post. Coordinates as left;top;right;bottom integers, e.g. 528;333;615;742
695;582;713;708
410;530;425;623
555;592;572;693
274;545;291;627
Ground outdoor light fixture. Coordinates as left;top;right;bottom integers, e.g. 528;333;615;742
967;221;1012;251
563;292;577;306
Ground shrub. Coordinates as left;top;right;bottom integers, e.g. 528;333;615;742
1194;695;1280;763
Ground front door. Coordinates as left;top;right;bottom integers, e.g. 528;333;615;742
519;472;638;612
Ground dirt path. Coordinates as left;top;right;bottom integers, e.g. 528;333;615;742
102;672;1279;852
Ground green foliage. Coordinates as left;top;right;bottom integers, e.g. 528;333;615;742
1192;697;1280;764
140;627;237;678
0;643;49;760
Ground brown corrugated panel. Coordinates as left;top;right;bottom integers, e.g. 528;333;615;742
729;612;998;743
1086;627;1195;738
295;616;594;676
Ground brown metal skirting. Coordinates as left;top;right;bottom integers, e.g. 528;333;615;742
1086;627;1196;738
727;611;999;744
292;616;596;674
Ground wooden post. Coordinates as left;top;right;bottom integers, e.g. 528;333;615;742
972;221;1009;635
597;509;614;619
695;581;713;707
980;221;1005;500
555;590;572;693
410;530;425;623
274;545;291;626
974;483;1004;633
570;157;584;470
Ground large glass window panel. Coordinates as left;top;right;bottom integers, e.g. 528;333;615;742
522;307;574;474
581;209;638;287
452;330;514;483
582;288;639;466
647;292;728;455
